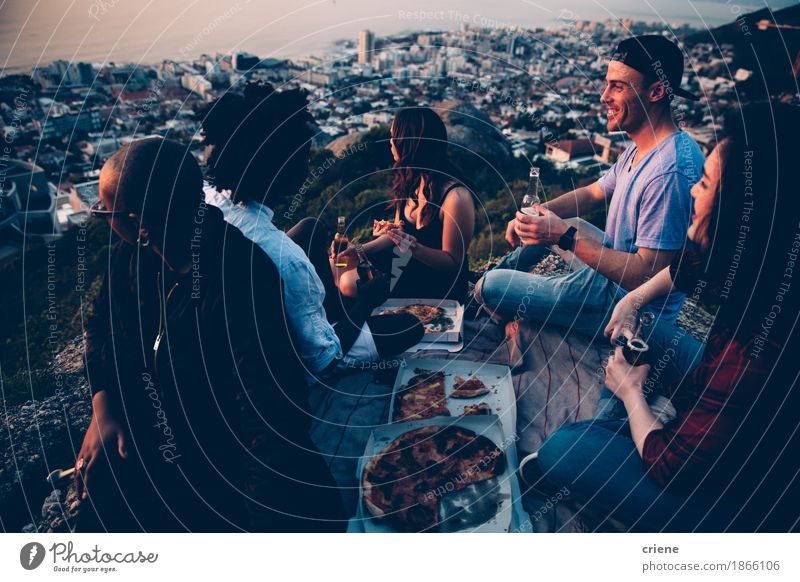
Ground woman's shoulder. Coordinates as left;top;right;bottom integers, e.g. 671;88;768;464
440;180;473;205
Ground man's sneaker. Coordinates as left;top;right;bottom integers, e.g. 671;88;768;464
518;451;569;499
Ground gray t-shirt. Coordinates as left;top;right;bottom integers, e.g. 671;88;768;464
598;130;704;321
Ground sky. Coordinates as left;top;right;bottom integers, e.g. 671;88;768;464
1;0;797;71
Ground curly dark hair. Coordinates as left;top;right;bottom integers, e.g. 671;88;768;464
197;81;315;205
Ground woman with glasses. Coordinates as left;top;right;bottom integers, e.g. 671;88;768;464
75;137;346;532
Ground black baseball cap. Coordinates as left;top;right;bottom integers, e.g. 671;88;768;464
610;35;700;101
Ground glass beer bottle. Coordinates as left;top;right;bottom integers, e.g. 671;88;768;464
333;215;350;268
521;166;543;216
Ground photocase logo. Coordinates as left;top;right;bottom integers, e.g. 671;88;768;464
389;240;413;292
20;542;46;570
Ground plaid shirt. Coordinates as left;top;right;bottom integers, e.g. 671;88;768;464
641;330;777;489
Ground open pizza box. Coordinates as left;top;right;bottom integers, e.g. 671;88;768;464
371;298;464;349
388;358;517;443
351;415;529;533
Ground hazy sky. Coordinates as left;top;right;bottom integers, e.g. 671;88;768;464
1;0;796;71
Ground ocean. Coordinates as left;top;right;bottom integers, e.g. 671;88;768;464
1;0;794;72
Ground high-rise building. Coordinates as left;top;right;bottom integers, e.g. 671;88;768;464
358;30;374;65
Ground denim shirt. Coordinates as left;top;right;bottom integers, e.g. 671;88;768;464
204;187;342;376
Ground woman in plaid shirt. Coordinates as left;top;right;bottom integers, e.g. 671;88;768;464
533;102;800;532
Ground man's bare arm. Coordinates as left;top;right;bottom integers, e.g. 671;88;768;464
571;235;676;291
506;181;608;248
515;208;676;291
541;181;607;219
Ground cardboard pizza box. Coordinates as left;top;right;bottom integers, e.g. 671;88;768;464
372;298;464;344
388;358;517;443
355;415;529;533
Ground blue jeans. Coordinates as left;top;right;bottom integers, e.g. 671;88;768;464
477;231;618;338
478;221;705;416
595;312;705;420
537;419;723;531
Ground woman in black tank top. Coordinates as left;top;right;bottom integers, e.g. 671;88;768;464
341;107;476;302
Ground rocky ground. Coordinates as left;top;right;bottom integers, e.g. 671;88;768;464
2;253;714;532
1;337;90;532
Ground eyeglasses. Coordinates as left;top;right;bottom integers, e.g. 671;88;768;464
88;200;134;219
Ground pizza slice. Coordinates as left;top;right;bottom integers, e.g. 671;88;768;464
380;304;446;327
451;375;491;399
393;369;450;421
373;219;402;236
461;402;492;416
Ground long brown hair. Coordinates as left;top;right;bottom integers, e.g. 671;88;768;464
675;102;800;343
390;107;465;227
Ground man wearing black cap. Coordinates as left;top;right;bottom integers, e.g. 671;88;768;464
475;35;704;375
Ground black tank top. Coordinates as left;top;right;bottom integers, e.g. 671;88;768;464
377;181;470;302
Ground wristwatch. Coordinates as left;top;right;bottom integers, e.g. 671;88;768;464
557;226;577;251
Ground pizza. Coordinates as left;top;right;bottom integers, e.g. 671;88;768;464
451;375;491;399
379;304;454;332
373;219;401;236
361;425;506;532
461;403;492;416
380;304;443;324
393;369;450;422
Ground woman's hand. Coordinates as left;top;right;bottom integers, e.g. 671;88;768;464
604;346;650;403
74;391;128;500
505;218;521;248
330;243;360;272
604;296;640;345
386;229;417;253
373;222;402;238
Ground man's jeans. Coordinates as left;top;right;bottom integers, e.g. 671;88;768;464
477;222;617;338
537;419;723;531
477;219;704;416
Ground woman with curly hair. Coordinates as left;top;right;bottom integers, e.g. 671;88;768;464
199;83;422;380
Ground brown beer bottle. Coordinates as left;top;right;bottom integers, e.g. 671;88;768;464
333;215;349;268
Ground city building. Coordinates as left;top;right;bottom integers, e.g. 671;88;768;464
358;30;374;65
0;160;60;240
545;138;596;163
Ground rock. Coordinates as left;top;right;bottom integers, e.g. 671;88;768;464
434;99;513;168
41;488;63;519
1;336;92;531
325;132;362;158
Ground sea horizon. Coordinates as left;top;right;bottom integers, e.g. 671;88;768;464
2;0;795;73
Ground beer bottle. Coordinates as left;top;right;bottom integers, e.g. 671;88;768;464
333;215;349;268
521;166;543;216
355;244;375;281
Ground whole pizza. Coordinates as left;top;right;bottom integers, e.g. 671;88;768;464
361;425;506;532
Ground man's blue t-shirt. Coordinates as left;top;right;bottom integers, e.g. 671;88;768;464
597;130;705;321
